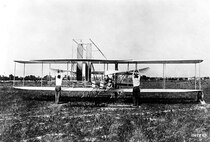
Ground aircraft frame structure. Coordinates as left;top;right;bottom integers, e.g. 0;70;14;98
13;58;205;103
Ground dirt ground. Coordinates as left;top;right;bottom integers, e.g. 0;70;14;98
1;80;210;142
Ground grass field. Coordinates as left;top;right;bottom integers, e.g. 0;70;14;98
1;80;210;141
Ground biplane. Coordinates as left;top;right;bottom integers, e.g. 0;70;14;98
13;58;205;104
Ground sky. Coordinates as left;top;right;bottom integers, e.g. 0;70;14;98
1;0;210;77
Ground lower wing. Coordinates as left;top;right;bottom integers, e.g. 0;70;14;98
14;86;201;93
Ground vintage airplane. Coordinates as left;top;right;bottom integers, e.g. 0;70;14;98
13;58;205;104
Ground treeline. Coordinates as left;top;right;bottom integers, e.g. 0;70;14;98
0;74;53;81
1;74;209;81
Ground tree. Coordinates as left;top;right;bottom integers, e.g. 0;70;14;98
9;74;14;80
25;75;38;81
43;75;52;81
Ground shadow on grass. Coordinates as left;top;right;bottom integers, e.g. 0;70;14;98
23;95;199;106
12;87;201;106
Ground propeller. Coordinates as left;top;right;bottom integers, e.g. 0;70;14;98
104;67;150;75
50;68;75;74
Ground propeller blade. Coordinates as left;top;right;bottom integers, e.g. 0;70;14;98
50;68;75;73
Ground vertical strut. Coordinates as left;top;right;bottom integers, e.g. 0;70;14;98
23;63;25;86
127;63;130;71
199;63;201;90
41;62;43;87
13;62;16;87
67;62;69;72
114;63;118;88
88;61;90;82
195;64;197;89
135;63;137;70
71;61;73;87
127;63;129;87
104;63;106;72
49;64;51;83
163;64;166;89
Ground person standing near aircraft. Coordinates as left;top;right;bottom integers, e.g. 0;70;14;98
106;78;113;91
55;70;63;104
132;70;141;107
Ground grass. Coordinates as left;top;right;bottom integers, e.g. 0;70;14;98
0;80;210;141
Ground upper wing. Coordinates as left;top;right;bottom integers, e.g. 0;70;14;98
129;60;203;64
29;59;132;64
15;59;203;64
